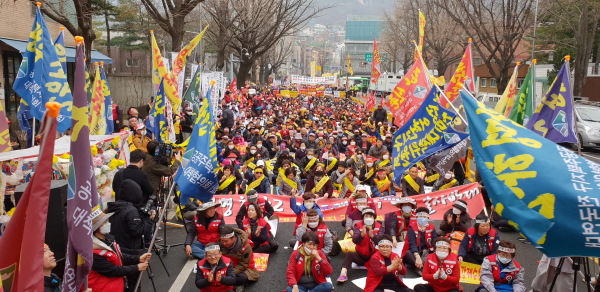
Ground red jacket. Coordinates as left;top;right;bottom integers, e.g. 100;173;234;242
286;249;333;287
198;257;234;292
422;252;461;292
87;242;125;292
364;251;407;292
345;198;377;217
355;221;382;256
196;213;222;245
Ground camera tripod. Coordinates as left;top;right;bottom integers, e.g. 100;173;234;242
549;257;594;292
139;237;171;292
154;177;187;255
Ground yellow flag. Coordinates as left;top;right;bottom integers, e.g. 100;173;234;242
347;54;353;75
414;11;426;62
494;64;519;114
172;25;209;78
90;64;106;135
151;32;182;110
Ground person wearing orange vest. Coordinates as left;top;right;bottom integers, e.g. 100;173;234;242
407;207;438;276
414;237;462;292
89;208;152;292
364;234;414;292
185;201;225;260
195;242;237;292
242;203;278;254
458;214;499;265
371;169;395;197
218;226;260;289
295;209;333;254
477;241;525;292
337;208;383;283
285;232;334;292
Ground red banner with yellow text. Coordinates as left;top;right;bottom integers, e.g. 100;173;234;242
213;183;482;224
442;42;475;109
387;57;430;128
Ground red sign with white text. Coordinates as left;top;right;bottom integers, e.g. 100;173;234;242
213;183;483;224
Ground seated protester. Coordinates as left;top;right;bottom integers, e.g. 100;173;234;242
279;167;303;196
195;243;237;292
285;232;334;292
319;140;339;162
477;241;525;292
223;140;243;164
439;199;472;236
386;197;417;247
235;189;275;229
346;150;366;173
424;169;441;187
337;136;349;154
336;168;360;199
245;166;271;194
242;203;279;254
324;151;340;176
295;209;333;255
242;145;259;168
232;129;245;145
216;164;244;195
346;137;358;156
219;226;260;289
273;150;293;174
458;214;499;265
90;209;152;292
401;166;425;197
185;201;225;259
407;207;438;275
294;141;309;165
344;196;374;237
255;140;269;159
225;153;242;168
364;234;414;292
358;133;372;153
345;185;377;223
275;160;293;186
414;238;462;292
290;192;323;237
359;156;378;185
433;171;458;191
305;164;334;198
329;161;347;190
374;150;391;170
372;169;395;197
337;208;383;283
300;149;319;179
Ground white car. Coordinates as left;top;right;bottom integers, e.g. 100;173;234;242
574;103;600;149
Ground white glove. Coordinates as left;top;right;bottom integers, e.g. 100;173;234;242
440;270;448;280
433;269;440;280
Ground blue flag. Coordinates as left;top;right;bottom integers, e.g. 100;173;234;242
175;85;219;203
100;66;114;133
13;6;72;133
526;61;577;143
391;86;469;184
463;91;600;257
54;29;67;74
146;79;168;143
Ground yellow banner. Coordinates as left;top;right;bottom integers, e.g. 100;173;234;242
152;32;182;109
172;26;208;77
90;65;106;135
340;91;346;98
459;261;481;284
311;61;316;77
415;11;426;62
495;64;519;115
281;90;290;96
290;90;299;97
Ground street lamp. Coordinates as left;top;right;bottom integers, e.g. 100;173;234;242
241;48;250;57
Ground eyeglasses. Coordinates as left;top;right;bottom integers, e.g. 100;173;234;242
255;171;263;174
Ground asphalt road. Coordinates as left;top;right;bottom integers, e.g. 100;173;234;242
140;212;596;292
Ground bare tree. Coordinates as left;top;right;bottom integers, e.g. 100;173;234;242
435;0;534;93
264;39;293;80
382;1;418;73
217;0;332;88
139;0;205;51
203;0;239;70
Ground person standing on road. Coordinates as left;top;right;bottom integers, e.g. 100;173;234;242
373;104;388;126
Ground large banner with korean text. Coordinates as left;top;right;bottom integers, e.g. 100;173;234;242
213;183;483;224
290;75;337;85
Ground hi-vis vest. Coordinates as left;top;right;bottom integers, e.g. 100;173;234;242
409;221;435;252
88;242;125;292
355;221;381;256
488;254;522;284
197;257;233;292
195;214;222;244
467;227;497;253
364;251;406;292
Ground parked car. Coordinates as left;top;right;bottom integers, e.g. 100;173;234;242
574;102;600;149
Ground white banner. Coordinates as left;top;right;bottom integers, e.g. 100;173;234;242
273;79;281;86
290;75;337;85
334;91;340;98
200;71;227;117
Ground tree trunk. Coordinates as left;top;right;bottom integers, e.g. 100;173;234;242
104;9;111;73
437;60;448;81
171;15;186;52
573;2;599;96
237;60;253;90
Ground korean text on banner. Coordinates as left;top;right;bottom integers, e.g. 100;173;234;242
460;262;481;284
462;91;600;257
442;42;475;109
387;57;430;128
253;253;269;272
151;32;181;109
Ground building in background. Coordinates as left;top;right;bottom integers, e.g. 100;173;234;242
343;15;385;77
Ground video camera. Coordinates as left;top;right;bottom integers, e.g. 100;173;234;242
154;143;174;166
139;195;157;216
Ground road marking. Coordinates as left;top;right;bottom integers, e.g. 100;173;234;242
168;259;196;292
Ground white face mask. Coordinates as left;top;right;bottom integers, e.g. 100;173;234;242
304;202;314;209
257;144;263;148
367;162;373;167
100;222;111;235
328;157;334;161
356;154;362;159
308;221;319;228
303;246;312;255
250;150;256;154
228;145;234;149
445;173;452;179
350;142;356;146
301;147;306;150
401;206;412;213
363;217;375;226
383;155;389;160
307;155;314;160
497;255;512;264
436;251;449;260
358;205;366;211
342;141;347;145
452;207;461;215
141;130;146;136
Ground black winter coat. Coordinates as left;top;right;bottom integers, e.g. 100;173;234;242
112;165;154;203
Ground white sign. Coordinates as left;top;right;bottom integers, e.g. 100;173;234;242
248;89;256;95
334;91;340;98
290;75;337;85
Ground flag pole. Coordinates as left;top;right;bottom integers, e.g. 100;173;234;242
411;40;433;86
565;55;582;156
435;84;469;128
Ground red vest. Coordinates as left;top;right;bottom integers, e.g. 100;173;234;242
242;217;270;247
424;252;461;291
350;198;375;213
293;210;306;236
112;104;117;121
196;214;222;245
488;254;521;284
364;251;406;292
244;198;267;215
409;221;435;252
302;222;328;250
467;227;497;253
355;221;382;256
87;242;125;292
289;250;329;285
198;257;233;292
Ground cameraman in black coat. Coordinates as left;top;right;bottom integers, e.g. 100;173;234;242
142;140;181;197
106;179;155;255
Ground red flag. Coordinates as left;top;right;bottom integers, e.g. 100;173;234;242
365;91;376;111
442;42;475;109
388;57;430;128
231;78;239;103
0;103;59;292
371;38;381;84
